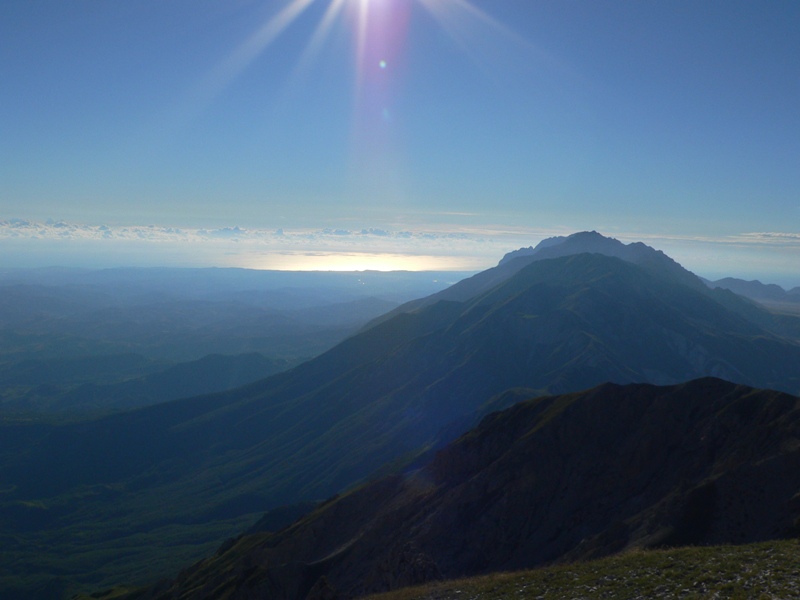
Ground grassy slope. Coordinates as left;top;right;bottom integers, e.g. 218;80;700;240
1;514;257;598
365;540;800;600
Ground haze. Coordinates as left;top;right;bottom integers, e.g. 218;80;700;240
2;0;799;286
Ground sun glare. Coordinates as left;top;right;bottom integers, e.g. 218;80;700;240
186;0;528;173
247;252;470;272
198;0;513;116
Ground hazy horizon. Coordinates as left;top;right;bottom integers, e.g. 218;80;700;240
3;1;799;286
3;220;799;290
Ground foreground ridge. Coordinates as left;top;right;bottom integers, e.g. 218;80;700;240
124;378;800;600
363;539;800;600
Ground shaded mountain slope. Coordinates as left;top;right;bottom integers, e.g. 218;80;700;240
3;246;800;594
142;378;800;600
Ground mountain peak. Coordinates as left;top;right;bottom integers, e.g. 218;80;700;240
499;231;629;266
368;231;704;327
496;231;701;290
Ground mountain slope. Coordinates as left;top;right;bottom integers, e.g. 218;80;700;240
138;378;800;600
3;239;800;595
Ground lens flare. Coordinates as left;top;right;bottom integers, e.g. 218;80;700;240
195;0;523;119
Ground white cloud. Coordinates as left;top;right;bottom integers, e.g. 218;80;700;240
735;232;800;245
4;219;799;253
0;217;539;270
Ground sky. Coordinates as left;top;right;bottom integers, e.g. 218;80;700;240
2;0;799;286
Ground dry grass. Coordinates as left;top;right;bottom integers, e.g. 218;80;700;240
365;539;800;600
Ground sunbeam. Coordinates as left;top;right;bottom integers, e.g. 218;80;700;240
181;0;537;208
416;0;537;77
197;0;517;118
287;0;348;88
193;0;317;114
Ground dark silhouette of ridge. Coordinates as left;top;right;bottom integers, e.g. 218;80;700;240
142;378;800;600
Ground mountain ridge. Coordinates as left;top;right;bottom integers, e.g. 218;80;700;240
706;276;800;305
135;378;800;600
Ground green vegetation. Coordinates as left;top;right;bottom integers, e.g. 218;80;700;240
0;512;257;598
367;540;800;600
0;352;296;415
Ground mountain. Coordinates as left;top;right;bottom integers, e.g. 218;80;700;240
706;276;800;306
134;378;800;600
370;231;705;325
3;233;800;596
498;231;696;287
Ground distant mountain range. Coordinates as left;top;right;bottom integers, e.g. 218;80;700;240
0;269;448;415
704;276;800;304
3;232;800;598
141;378;800;600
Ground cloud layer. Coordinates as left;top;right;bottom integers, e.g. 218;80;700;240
1;218;563;271
2;218;799;286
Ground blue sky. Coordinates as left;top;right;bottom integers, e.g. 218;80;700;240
2;0;799;284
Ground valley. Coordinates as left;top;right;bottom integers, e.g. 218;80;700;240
0;268;461;415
